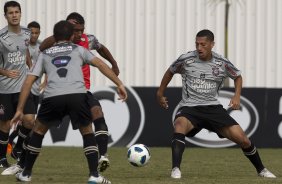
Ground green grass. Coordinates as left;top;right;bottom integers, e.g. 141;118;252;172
1;147;281;184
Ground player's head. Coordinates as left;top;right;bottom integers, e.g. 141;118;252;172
28;21;41;44
53;20;74;42
4;1;21;26
195;29;215;61
66;12;85;43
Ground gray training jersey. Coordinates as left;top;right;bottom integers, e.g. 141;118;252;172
0;26;30;93
170;50;241;107
86;34;102;50
29;42;96;98
29;40;42;96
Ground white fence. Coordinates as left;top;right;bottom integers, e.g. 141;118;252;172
1;0;282;87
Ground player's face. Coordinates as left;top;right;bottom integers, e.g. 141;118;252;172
72;24;85;43
5;6;21;26
29;27;40;44
195;36;214;61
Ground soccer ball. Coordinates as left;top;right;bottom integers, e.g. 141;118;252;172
127;144;151;167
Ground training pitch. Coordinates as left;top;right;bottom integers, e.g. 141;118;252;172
0;147;281;184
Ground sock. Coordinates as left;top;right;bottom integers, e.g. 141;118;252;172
0;130;9;159
242;142;265;173
93;118;108;156
15;126;31;151
171;133;185;169
83;133;99;177
18;134;31;168
23;132;44;176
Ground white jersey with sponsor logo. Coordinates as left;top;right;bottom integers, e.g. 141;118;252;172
0;26;30;93
29;40;42;96
170;50;241;107
29;42;96;99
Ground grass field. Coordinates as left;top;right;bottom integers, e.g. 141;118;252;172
0;147;281;184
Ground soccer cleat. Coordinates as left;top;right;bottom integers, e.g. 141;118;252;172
1;164;23;175
16;171;31;182
98;155;110;172
88;175;111;184
171;167;181;179
10;147;22;161
0;158;10;168
258;168;276;178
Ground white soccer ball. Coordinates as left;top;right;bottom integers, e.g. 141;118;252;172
127;144;151;167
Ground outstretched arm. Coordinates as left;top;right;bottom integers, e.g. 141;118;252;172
229;75;242;110
97;44;120;76
157;68;174;109
91;57;127;101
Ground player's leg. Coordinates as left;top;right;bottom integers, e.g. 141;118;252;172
0;120;11;168
16;119;48;182
171;116;195;179
219;125;276;178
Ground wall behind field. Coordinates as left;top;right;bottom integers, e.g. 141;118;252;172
1;0;281;87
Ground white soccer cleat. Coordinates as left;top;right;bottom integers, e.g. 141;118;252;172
16;171;32;182
258;168;276;178
171;167;181;179
98;155;110;172
1;164;23;175
88;175;111;184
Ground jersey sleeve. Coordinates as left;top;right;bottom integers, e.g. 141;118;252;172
28;52;44;77
169;52;195;74
79;46;96;64
87;34;102;50
224;60;241;79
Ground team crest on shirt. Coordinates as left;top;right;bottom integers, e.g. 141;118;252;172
200;73;205;79
0;105;5;115
212;66;220;76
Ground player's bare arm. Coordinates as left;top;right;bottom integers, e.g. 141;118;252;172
39;35;56;51
229;75;243;110
97;45;120;76
91;57;127;101
157;68;174;109
26;49;32;68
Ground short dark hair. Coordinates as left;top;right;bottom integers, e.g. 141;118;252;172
4;1;21;15
28;21;40;30
66;12;85;24
53;20;74;42
196;29;214;42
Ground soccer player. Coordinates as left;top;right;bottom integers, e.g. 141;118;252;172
12;20;126;183
7;21;43;161
157;29;276;179
0;1;35;168
40;12;118;172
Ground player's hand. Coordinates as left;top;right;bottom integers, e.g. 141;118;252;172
5;70;20;78
112;66;120;76
157;96;169;109
10;111;23;127
228;95;240;110
117;85;127;102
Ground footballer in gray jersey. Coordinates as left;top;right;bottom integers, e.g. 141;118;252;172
29;40;41;96
157;29;276;179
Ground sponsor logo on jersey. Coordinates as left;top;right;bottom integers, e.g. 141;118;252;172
215;60;223;66
7;51;25;65
52;56;71;68
191;77;217;94
172;90;259;148
212;66;219;76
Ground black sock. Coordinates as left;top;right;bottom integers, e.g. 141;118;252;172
0;130;9;159
15;126;31;151
242;142;265;173
23;132;44;176
93;118;108;156
171;133;185;169
83;133;99;177
18;134;31;168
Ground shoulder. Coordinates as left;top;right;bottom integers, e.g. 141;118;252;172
21;26;31;36
0;26;9;40
177;51;197;62
86;34;98;41
212;51;230;64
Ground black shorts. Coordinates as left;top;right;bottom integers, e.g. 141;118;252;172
37;93;92;130
175;105;238;138
86;91;101;108
0;93;38;121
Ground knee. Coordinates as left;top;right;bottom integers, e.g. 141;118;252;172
174;117;194;134
238;136;251;149
22;115;35;129
91;106;104;120
79;124;94;135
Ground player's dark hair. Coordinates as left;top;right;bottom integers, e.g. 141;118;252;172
28;21;40;30
4;1;21;15
66;12;85;24
196;29;214;42
53;20;74;42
